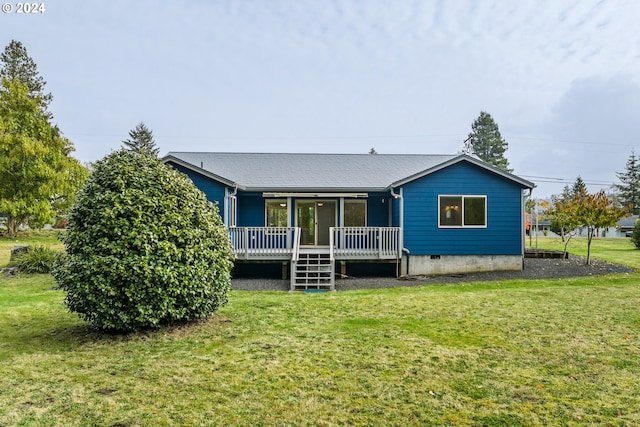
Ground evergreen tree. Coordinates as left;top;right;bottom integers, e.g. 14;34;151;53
0;41;86;236
572;176;587;197
0;40;52;116
123;122;159;157
630;219;640;249
615;150;640;215
462;111;512;172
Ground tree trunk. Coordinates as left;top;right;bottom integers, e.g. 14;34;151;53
586;227;593;265
563;234;573;258
5;215;26;237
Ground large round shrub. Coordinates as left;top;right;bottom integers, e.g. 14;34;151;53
53;150;234;331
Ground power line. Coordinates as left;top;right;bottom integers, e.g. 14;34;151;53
66;133;464;141
63;130;636;148
519;175;616;187
508;135;635;148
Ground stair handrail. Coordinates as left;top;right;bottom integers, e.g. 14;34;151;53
291;227;301;262
329;227;335;262
289;227;301;291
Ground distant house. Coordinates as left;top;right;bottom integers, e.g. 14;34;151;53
525;213;553;236
163;152;535;290
617;215;638;237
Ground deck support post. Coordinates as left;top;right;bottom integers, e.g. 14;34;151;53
340;261;347;277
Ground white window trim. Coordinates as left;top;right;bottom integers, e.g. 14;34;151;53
438;195;487;228
229;196;237;228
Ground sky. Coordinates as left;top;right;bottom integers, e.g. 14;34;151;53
2;0;640;198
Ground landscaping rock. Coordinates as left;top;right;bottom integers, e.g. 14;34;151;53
1;267;19;277
10;245;29;262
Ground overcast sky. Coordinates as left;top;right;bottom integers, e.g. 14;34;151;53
3;0;639;197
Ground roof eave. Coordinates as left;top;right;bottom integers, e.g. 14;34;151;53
388;154;536;189
162;155;243;189
244;186;389;193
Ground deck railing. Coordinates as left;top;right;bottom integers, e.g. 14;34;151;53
230;226;401;261
229;227;300;260
330;227;401;260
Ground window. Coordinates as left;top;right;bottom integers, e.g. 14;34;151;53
439;195;486;227
463;197;486;226
344;200;366;227
266;200;288;227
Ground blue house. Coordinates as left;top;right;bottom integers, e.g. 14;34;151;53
163;152;535;290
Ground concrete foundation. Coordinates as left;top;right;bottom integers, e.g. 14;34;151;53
402;254;523;276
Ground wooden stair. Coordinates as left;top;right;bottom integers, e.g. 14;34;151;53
291;250;334;291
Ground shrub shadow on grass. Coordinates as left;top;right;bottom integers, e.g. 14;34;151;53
29;316;218;351
1;323;95;359
4;320;171;358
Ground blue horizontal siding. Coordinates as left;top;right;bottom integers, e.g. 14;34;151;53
168;163;226;207
238;192;264;227
234;193;393;228
402;161;524;256
367;193;390;226
392;197;401;227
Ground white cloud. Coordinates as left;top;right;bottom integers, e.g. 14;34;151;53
2;0;639;197
514;74;640;195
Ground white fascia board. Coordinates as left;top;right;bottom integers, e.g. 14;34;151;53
162;155;242;189
388;154;536;190
262;192;369;198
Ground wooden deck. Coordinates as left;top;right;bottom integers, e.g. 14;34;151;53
229;226;401;262
229;227;299;260
524;249;568;259
331;227;401;260
229;226;401;291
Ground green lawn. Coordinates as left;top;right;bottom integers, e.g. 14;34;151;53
1;233;639;426
0;229;64;266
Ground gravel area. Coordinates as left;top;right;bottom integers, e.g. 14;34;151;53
231;256;633;292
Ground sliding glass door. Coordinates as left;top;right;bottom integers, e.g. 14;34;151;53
296;200;336;246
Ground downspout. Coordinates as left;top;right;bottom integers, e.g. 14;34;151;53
522;188;533;270
390;186;409;276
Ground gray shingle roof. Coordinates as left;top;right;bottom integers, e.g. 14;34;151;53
618;215;638;228
164;152;534;191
